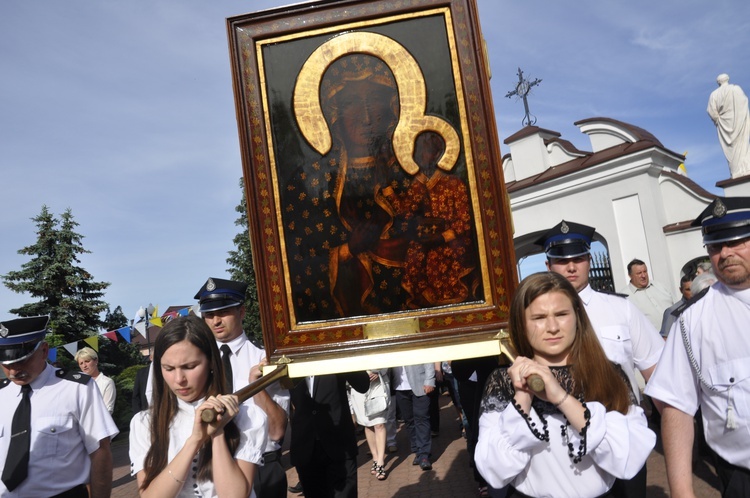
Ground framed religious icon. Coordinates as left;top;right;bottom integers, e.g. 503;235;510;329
228;0;517;375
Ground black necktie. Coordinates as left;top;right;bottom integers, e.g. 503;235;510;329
2;384;32;492
220;344;233;393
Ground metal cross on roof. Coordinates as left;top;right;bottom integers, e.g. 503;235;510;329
505;67;542;127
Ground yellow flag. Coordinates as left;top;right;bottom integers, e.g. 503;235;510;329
150;317;163;328
84;336;99;352
679;151;688;173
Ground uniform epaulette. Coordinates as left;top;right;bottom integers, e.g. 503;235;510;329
0;378;9;390
248;335;265;350
596;289;628;298
55;369;91;385
671;286;710;317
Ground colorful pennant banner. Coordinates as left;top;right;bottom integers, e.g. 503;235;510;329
47;305;192;360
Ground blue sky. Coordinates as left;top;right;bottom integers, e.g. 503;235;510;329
2;0;749;323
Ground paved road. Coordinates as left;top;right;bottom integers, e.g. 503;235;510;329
111;394;721;497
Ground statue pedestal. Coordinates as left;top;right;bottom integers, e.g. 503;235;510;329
717;173;750;196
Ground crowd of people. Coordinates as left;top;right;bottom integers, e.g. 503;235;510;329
1;195;749;498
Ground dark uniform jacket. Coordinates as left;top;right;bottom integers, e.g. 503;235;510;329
289;372;370;466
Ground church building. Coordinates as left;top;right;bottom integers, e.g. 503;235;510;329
503;117;720;298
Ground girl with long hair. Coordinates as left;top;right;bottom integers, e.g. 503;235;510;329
129;315;267;497
475;272;655;498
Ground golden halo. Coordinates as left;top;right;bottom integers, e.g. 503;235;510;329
293;31;460;174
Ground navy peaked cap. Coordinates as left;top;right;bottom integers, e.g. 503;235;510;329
194;277;247;313
692;196;750;245
535;220;596;259
0;315;49;365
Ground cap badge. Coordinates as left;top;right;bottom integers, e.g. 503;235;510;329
206;278;216;292
560;221;569;234
713;199;727;218
0;323;7;338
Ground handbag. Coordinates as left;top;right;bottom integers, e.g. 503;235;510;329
364;373;389;418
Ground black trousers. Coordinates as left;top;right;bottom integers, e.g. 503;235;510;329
715;454;750;498
507;486;614;497
51;484;88;498
253;450;288;498
609;462;647;497
295;440;357;498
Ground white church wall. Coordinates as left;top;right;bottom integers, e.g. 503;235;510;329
511;162;678;295
658;174;714;223
612;194;651;283
506;133;550;180
664;227;706;289
507;119;714;301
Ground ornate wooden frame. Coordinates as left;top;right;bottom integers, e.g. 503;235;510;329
227;0;516;372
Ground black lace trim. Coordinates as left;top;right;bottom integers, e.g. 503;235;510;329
479;366;576;416
479;363;637;414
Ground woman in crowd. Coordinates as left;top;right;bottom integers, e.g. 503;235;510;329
475;272;655;498
350;369;390;480
129;315;267;498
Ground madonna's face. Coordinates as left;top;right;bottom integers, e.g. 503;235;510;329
335;80;397;154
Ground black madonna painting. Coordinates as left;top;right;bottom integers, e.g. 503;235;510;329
228;0;516;359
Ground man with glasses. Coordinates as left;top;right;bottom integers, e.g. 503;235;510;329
0;316;118;497
646;197;750;497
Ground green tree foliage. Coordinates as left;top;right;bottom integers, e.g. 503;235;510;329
102;305;128;331
113;364;147;432
2;206;109;343
98;337;146;376
226;178;263;342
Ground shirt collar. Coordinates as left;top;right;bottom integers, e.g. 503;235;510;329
177;396;206;412
578;284;593;304
723;283;750;305
219;333;248;355
28;362;54;391
628;282;652;292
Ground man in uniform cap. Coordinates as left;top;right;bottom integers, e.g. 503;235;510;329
537;220;664;498
0;315;118;497
646;197;750;497
195;277;290;498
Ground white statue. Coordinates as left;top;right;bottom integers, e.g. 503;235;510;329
707;74;750;178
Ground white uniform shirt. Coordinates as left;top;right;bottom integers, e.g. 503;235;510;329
0;364;119;497
476;369;655;498
129;397;268;498
579;285;664;402
645;283;750;470
220;334;291;453
94;372;117;414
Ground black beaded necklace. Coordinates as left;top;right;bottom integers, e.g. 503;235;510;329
512;394;591;462
512;399;549;442
561;400;591;463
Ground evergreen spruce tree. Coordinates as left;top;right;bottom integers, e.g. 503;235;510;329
2;206;110;343
102;305;128;331
99;305;145;375
226;178;263;342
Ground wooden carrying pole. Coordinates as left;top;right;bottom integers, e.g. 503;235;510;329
201;364;289;423
498;333;545;393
